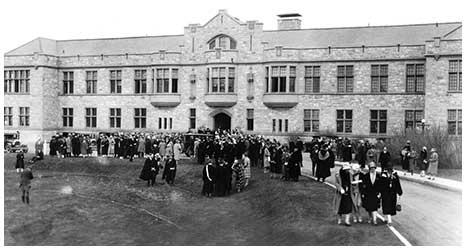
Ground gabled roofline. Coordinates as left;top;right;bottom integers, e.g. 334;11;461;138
202;10;243;28
442;25;462;38
263;21;462;33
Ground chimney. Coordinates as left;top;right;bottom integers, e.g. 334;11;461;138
277;13;302;30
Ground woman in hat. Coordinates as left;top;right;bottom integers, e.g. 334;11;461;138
350;164;364;223
334;163;353;226
380;167;403;225
361;162;382;225
378;147;391;172
427;148;438;180
316;146;332;182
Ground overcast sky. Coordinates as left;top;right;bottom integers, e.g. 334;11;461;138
1;0;464;54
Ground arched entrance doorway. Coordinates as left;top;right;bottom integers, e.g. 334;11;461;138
213;112;231;131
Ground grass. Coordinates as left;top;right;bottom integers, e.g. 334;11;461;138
4;153;402;245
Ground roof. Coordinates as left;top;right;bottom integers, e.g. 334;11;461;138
263;22;462;48
6;35;184;56
277;13;302;18
5;21;462;56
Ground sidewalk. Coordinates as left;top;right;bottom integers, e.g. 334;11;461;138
301;154;462;193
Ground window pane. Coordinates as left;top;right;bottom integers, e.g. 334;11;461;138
337;110;344;119
370;110;378;120
345;110;352;119
312;110;319;119
304;109;311;119
337;121;344;132
370;121;378;133
345;121;352;133
371;65;379;76
380;65;388;76
379;110;387;120
337;66;345;76
448;110;457;121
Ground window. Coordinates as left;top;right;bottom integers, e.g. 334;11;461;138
19;107;30;127
247;109;254;131
62;108;73;127
110;108;121;128
156;69;169;93
289;66;296;92
170;118;173;129
304;66;320;93
336;110;352;133
190;109;196;129
207;34;237;50
406;64;425;93
159;117;162;129
265;67;269;92
86;71;97;94
285;119;289;132
134;108;146;128
268;66;287;93
110;70;122;93
448;109;462;135
279;119;283;132
172;69;178;93
135;70;147;94
208;67;235;93
4;107;13;126
405;110;424;129
63;71;74;94
4;70;30;94
448;60;462;91
337;66;353;93
371;65;388;92
370;110;387;134
304;109;319;132
85;108;97;128
272;119;276;132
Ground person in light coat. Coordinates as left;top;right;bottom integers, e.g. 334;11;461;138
334;163;353;226
427;148;439;180
173;139;182;165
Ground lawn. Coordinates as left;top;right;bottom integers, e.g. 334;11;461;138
4;153;402;245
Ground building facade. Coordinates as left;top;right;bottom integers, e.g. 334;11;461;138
3;10;462;149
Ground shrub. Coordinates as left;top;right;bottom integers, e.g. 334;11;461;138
387;125;462;169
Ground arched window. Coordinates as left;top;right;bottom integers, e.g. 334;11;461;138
207;34;237;50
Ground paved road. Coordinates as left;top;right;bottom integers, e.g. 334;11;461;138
301;153;462;246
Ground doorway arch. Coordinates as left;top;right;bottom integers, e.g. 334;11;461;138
213;112;231;131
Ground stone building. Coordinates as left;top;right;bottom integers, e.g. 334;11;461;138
3;10;462;149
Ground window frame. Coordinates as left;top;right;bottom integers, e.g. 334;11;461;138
85;107;97;128
336;109;352;133
448;60;462;92
304;66;320;93
4;106;13;126
62;108;73;127
406;64;425;93
370;109;388;134
337;65;354;93
134;108;147;129
110;70;122;94
447;109;462;135
304;109;319;132
371;64;388;93
109;108;121;128
134;69;147;94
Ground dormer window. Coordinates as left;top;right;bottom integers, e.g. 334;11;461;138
208;34;237;50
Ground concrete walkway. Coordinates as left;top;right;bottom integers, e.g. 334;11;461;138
301;153;462;193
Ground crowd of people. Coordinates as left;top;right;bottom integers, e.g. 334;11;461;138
14;129;442;230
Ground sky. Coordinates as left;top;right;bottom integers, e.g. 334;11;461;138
1;0;464;54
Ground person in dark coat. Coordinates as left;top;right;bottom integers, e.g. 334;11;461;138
162;154;177;184
71;135;80;157
400;141;413;175
214;156;228;196
419;146;428;177
140;154;153;186
357;141;366;169
380;167;403;225
49;136;57;156
15;150;25;173
316;147;332;182
378;147;391;172
334;163;353;226
342;140;353;162
20;166;34;204
289;147;303;182
361;162;382;225
202;158;215;197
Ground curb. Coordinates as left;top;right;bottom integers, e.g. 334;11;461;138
396;175;462;193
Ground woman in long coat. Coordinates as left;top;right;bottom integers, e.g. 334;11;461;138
263;146;271;174
108;136;115;157
427;148;439;180
202;159;215;197
378;147;391;172
80;136;88;157
162;154;177;184
231;158;245;193
380;168;402;225
316;147;332;182
242;153;251;187
361;163;382;225
419;147;428;177
334;164;353;226
140;155;154;186
137;137;145;158
350;166;363;223
15;150;25;173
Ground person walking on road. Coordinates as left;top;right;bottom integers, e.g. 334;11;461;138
427;148;439;180
334;163;353;226
242;153;251;187
361;162;382;225
350;165;364;223
380;167;403;226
